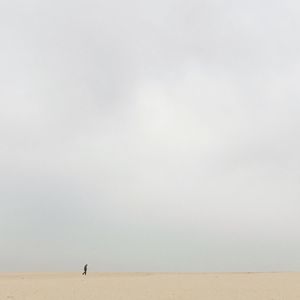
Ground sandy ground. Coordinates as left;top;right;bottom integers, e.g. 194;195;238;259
1;272;300;300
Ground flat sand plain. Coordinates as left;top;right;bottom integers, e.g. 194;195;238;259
1;272;300;300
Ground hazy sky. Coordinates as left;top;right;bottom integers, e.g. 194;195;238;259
1;0;300;272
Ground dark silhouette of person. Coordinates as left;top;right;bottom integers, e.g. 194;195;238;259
82;264;88;275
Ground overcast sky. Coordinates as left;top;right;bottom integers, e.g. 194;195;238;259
1;0;300;272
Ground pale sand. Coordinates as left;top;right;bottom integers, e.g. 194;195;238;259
1;272;300;299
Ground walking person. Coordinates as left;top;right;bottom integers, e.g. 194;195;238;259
82;264;88;275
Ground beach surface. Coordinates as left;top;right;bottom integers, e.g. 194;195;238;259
1;272;300;299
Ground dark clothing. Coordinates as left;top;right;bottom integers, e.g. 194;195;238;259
82;264;88;275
